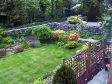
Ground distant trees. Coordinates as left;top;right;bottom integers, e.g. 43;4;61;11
0;0;72;27
82;0;102;21
0;0;27;27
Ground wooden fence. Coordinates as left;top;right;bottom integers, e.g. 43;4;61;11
64;40;105;84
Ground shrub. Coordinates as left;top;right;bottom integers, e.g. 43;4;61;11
65;41;79;49
2;37;13;48
67;16;83;25
52;64;77;84
59;34;68;43
68;32;80;41
52;30;65;35
91;35;103;40
51;33;59;41
0;27;13;48
52;30;66;41
80;32;91;39
22;40;29;49
32;26;52;43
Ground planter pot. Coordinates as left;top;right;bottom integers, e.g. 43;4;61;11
0;50;6;57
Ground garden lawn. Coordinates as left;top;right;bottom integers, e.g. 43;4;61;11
0;44;83;84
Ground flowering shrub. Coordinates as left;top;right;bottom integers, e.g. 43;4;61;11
68;32;80;41
51;33;59;41
65;41;79;49
52;30;65;41
67;16;83;25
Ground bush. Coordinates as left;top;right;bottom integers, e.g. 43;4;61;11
2;37;13;48
22;40;29;49
51;30;66;42
59;34;68;43
52;30;65;35
32;26;52;43
68;32;80;41
52;64;77;84
65;41;79;49
67;16;83;25
51;33;59;41
91;35;103;40
0;27;13;48
80;32;91;39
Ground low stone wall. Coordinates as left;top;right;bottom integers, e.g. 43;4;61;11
7;22;103;37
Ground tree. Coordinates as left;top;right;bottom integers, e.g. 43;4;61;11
0;0;28;27
82;0;102;21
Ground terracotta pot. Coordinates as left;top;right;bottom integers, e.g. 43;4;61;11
0;50;6;57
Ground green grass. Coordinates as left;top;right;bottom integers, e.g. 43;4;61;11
0;44;83;84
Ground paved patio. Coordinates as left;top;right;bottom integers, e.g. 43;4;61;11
87;69;109;84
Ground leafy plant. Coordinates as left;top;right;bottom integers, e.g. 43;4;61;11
52;30;65;35
67;16;83;25
0;27;13;48
52;64;77;84
80;32;91;39
32;26;52;43
59;34;68;43
91;35;104;40
22;40;29;49
65;41;79;49
51;33;59;41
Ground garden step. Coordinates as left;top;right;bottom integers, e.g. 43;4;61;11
87;69;108;84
